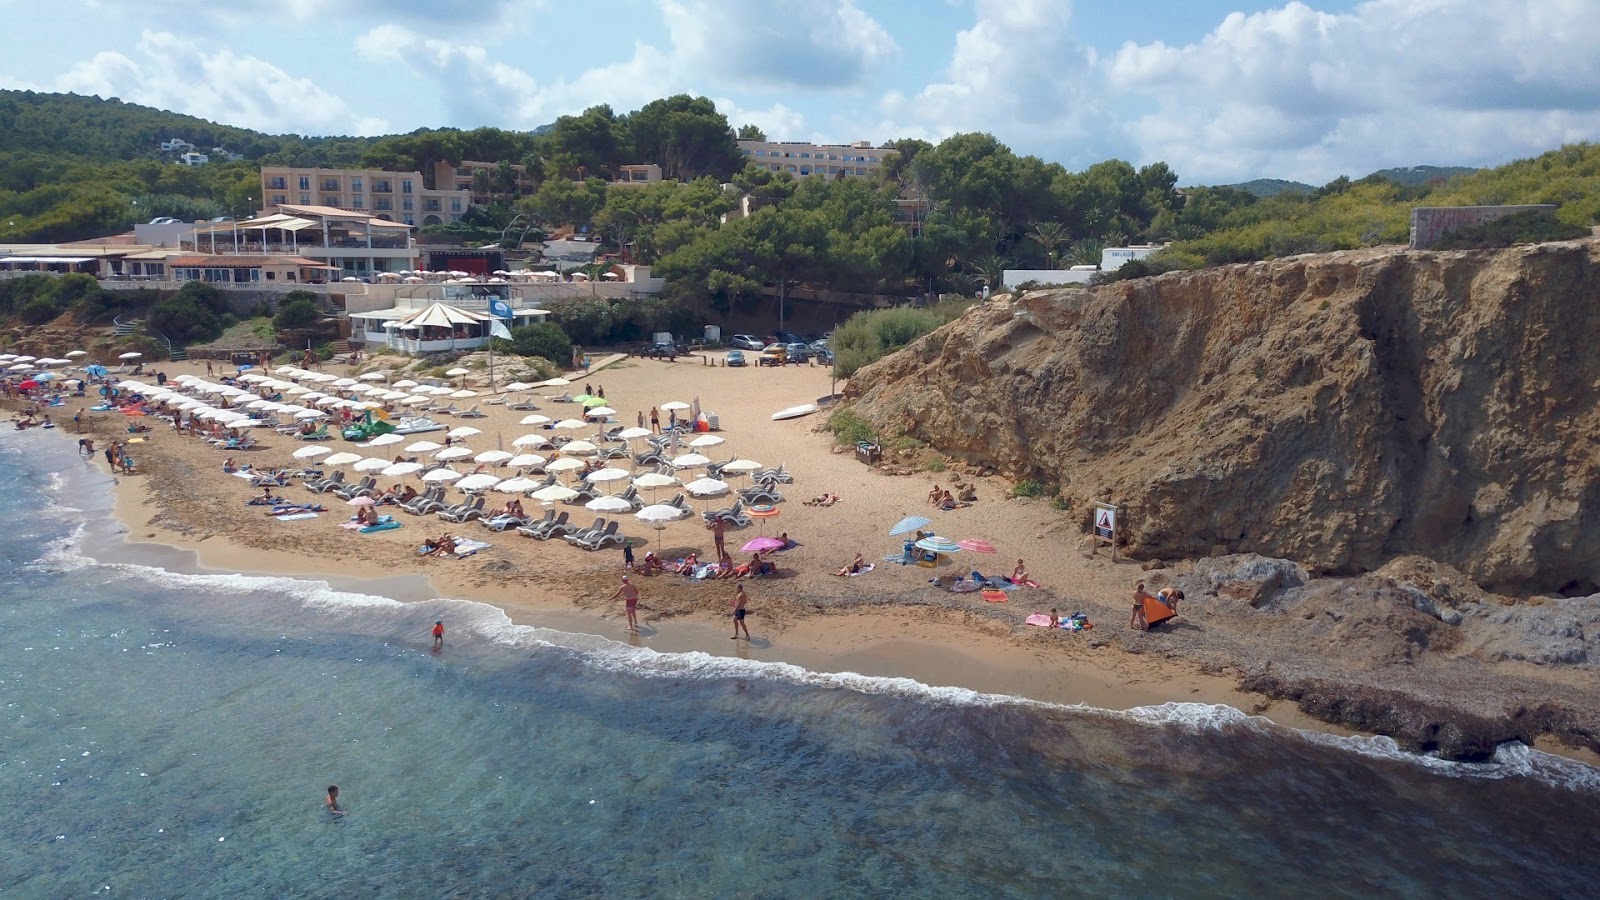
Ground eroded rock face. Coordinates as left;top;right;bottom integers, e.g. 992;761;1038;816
850;241;1600;594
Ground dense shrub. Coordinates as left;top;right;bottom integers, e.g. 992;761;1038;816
18;295;65;324
830;300;972;379
546;297;700;346
146;281;231;344
273;291;322;331
494;322;574;367
826;406;876;446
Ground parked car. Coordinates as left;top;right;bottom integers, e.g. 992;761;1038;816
783;342;812;363
729;334;765;351
811;346;834;364
770;330;807;346
757;344;787;366
637;341;690;360
726;350;746;367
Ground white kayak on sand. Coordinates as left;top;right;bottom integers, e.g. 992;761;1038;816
771;403;819;421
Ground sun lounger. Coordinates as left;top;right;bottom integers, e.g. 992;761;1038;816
518;510;568;539
455;404;485;419
563;517;610;544
295;426;330;441
335;476;378;500
566;520;620;550
751;463;791;483
506;509;552;534
545;392;573;403
307;471;346;493
427;402;458;416
508;395;539;410
544;515;594;541
482;395;507;406
400;487;444;515
437;496;486;523
738;485;784;505
482;514;530;532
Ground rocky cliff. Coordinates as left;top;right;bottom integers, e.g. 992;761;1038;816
849;240;1600;595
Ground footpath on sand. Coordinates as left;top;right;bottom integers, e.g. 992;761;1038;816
566;353;628;379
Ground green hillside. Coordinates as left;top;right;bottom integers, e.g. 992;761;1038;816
1225;178;1313;197
1365;165;1477;187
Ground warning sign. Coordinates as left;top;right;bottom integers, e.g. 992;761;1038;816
1094;506;1116;541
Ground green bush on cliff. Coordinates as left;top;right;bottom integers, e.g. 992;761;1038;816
827;407;875;446
832;300;973;379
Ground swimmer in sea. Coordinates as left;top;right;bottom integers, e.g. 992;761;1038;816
326;785;345;818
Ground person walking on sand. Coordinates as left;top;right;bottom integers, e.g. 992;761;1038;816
709;517;727;559
636;410;645;429
731;583;751;641
649;406;660;434
606;575;641;633
325;785;345;818
431;619;444;651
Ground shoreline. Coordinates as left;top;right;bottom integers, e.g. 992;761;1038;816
19;350;1598;768
102;456;1340;731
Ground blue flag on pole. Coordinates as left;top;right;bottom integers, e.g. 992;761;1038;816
488;298;513;319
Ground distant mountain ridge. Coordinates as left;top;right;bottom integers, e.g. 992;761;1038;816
1221;165;1480;198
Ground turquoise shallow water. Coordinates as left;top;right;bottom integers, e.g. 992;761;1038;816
3;430;1599;898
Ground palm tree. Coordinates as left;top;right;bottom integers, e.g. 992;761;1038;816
1028;221;1069;269
1067;239;1105;268
972;255;1009;294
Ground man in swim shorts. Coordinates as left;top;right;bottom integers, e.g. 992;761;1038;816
731;583;750;641
606;575;641;633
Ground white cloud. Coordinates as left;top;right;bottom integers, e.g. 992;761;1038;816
1105;0;1600;182
856;0;1108;160
32;31;386;135
659;0;896;89
713;99;809;140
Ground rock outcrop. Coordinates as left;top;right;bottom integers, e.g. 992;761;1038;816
850;240;1600;595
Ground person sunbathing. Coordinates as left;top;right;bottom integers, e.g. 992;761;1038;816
928;484;943;506
1011;559;1040;588
834;552;866;577
222;457;238;473
715;552;737;578
397;485;418;504
507;499;525;518
423;534;458;557
805;493;840;507
355;506;378;526
671;551;700;575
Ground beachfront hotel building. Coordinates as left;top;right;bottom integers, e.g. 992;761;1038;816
188;204;420;278
259;167;471;228
736;140;885;180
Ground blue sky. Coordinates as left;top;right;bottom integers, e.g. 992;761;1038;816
6;0;1599;184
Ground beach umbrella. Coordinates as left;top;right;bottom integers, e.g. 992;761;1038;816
576;395;601;407
474;449;513;464
585;406;616;418
294;445;334;460
672;453;711;469
957;539;998;554
65;350;87;358
512;434;551;448
502;381;534;392
741;536;785;554
392;379;419;388
435;447;474;461
585;467;631;490
446;367;471;377
520;414;552;426
447;426;481;439
85;364;109;377
364;433;404;447
456;473;501;492
231;419;268;428
382;462;423;477
745;503;782;533
324;452;363;466
331;378;359;388
361;386;389;396
427;386;455;396
540;377;571;387
508;453;547;469
636;504;685;524
688;434;726;449
17;378;40;390
915;536;962;554
401;396;430;406
553;418;587;430
545;456;586;472
660;401;691;412
890;516;932;536
633;472;678;490
295;409;327;419
423;468;463;483
315;396;343;407
450;390;478;399
531;484;578;503
495;477;541;493
685;477;729;496
560;440;598;455
617;426;652;441
118;352;143;360
359;372;388;381
347;496;376;507
404;440;443;453
354;457;392;472
586;496;632;513
381;391;409;401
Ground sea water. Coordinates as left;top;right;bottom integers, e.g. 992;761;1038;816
2;430;1598;898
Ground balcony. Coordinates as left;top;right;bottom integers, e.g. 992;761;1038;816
424;201;441;212
266;178;287;190
374;199;393;211
372;183;392;193
321;181;341;191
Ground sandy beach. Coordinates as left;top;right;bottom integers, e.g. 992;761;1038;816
34;349;1365;738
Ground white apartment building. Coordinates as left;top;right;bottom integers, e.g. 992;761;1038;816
259;167;471;227
736;140;884;180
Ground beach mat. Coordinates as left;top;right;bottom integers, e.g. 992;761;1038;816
275;512;319;521
847;563;875;577
1024;613;1054;627
453;539;491;558
981;589;1008;603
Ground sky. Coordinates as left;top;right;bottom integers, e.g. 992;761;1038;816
5;0;1600;185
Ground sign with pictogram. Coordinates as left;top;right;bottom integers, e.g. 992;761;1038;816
1092;502;1118;558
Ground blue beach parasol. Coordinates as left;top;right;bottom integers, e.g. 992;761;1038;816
889;516;931;536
